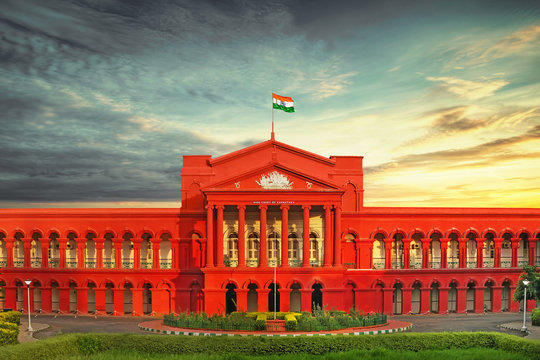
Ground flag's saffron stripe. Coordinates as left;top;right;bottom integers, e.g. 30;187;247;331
273;103;295;112
272;93;293;102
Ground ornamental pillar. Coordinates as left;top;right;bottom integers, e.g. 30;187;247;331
438;287;449;313
403;239;411;269
384;239;392;269
300;289;312;312
456;287;468;313
440;238;448;268
95;238;104;269
323;205;332;267
131;288;143;316
494;238;502;267
58;238;68;268
237;205;246;268
475;286;485;313
334;205;342;266
132;238;142;269
458;238;467;268
511;238;519;267
58;287;70;313
302;205;310;267
258;288;270;312
529;238;537;266
236;289;248;312
402;287;412;314
216;205;224;267
476;241;484;268
5;239;14;267
171;238;180;269
77;240;85;269
113;288;124;315
23;238;31;267
259;205;268;268
420;287;431;313
280;289;291;312
152;238;161;270
41;242;49;268
383;288;394;315
492;286;502;313
76;287;88;314
94;288;107;314
510;287;520;312
421;238;429;268
4;286;16;310
206;205;214;268
280;205;289;268
40;287;52;313
112;238;123;270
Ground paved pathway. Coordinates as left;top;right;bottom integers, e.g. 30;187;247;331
20;312;538;341
139;319;411;336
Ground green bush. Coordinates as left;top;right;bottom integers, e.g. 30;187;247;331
0;328;18;347
254;313;266;330
284;314;297;331
532;308;540;326
0;332;539;360
0;311;22;325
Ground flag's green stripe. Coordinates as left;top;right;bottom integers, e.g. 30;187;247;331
273;103;295;113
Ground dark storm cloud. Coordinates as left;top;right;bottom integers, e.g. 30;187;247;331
365;124;540;175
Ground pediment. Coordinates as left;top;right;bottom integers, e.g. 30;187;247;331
202;163;340;192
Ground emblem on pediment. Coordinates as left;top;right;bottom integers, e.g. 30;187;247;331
256;171;293;189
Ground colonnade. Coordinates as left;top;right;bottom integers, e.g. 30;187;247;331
205;204;343;268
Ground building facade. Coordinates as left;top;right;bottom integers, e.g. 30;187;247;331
1;135;539;316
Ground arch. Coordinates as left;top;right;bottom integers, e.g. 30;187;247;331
157;229;173;239
409;279;423;288
83;279;98;287
0;228;8;237
83;228;99;237
156;279;174;289
371;279;386;288
370;228;388;239
121;228;136;238
516;228;532;238
427;228;443;238
311;283;323;312
136;229;155;239
389;228;407;239
482;228;497;238
408;228;425;238
45;228;61;238
430;278;441;287
242;279;262;290
499;228;515;238
99;279;115;288
221;279;240;289
12;228;26;238
306;279;324;290
137;279;155;289
343;228;360;239
64;228;79;238
445;228;461;238
466;278;478;286
286;279;303;289
99;229;118;238
534;228;540;238
31;228;45;237
463;227;480;238
446;278;460;288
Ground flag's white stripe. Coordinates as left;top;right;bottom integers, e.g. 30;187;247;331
273;99;294;107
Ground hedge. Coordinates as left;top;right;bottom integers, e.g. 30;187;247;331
0;332;538;360
532;308;540;326
0;311;21;346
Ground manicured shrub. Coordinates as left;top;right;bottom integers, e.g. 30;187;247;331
255;313;266;330
0;311;22;325
532;308;540;326
284;313;297;330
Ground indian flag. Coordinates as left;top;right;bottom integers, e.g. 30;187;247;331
272;93;294;113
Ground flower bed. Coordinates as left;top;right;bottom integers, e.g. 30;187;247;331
163;309;387;332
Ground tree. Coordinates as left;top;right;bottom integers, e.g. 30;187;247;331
512;265;540;306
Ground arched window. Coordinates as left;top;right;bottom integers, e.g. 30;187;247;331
288;233;300;266
267;232;279;266
227;232;238;267
309;232;320;266
247;233;259;267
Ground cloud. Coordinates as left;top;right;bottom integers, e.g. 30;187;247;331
426;76;509;100
311;70;357;99
388;66;401;72
479;24;540;62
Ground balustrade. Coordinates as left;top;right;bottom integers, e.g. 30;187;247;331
483;259;494;268
31;259;42;268
0;258;6;267
49;259;60;268
159;260;172;269
429;257;441;269
246;259;259;267
103;260;115;269
85;258;97;268
66;260;78;268
288;259;302;267
447;260;459;269
410;260;422;269
501;258;512;268
372;258;385;269
122;259;134;269
466;260;476;268
517;259;528;267
14;260;24;267
140;260;153;269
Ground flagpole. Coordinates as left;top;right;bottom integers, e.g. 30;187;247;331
271;93;275;140
274;261;277;320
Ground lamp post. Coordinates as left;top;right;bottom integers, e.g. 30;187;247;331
521;280;530;332
24;279;33;332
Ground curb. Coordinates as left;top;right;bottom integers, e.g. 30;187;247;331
138;321;412;337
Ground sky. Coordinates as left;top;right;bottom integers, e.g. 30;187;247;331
1;0;539;209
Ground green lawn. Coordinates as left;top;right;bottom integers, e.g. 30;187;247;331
64;348;526;360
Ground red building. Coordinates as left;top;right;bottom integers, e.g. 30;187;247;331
1;134;539;316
